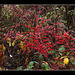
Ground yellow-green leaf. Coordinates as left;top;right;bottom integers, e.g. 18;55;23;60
12;41;15;47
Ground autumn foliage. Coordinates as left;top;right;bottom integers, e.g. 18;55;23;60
0;5;75;70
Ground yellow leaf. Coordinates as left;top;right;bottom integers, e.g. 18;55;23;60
20;45;23;49
6;37;11;41
15;36;19;39
63;58;69;65
60;57;64;60
20;41;23;44
2;44;6;50
9;42;11;47
12;41;15;47
46;69;50;70
60;56;67;60
19;41;23;48
43;61;48;65
0;67;2;70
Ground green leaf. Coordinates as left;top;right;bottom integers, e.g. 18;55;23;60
2;21;4;24
39;53;44;61
41;63;46;70
27;65;33;69
5;22;9;25
58;46;65;52
55;7;60;10
41;63;50;70
52;50;55;54
59;53;62;56
34;52;40;54
28;23;31;26
73;12;75;15
4;55;7;58
2;8;4;10
48;50;55;54
45;16;47;19
51;60;57;63
27;61;34;68
8;10;12;13
34;61;39;64
63;63;65;66
6;62;12;67
71;69;75;71
17;50;19;53
24;69;33;71
24;69;30;71
51;11;54;15
27;61;39;69
15;31;17;34
29;61;34;66
17;66;23;70
72;62;75;66
46;12;50;16
39;21;41;24
47;12;50;15
66;52;70;55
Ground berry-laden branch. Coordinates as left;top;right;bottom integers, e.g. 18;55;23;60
60;33;74;55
